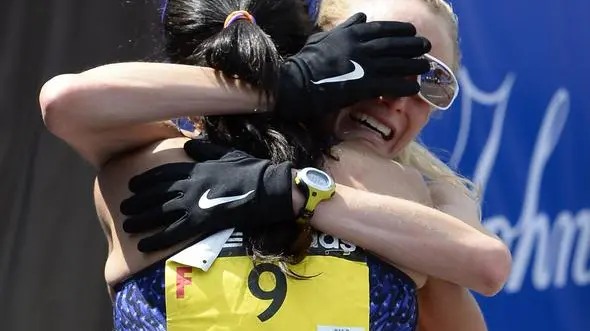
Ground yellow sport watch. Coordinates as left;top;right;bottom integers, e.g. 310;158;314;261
294;167;336;224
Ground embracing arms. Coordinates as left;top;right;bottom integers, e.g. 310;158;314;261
414;182;490;331
122;141;511;297
39;15;429;168
39;64;260;167
309;184;510;296
39;14;509;296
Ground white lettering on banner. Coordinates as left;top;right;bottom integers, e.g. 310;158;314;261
452;68;590;292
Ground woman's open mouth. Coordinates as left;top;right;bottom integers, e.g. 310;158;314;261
350;112;395;141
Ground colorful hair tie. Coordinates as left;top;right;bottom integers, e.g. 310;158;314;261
223;10;256;28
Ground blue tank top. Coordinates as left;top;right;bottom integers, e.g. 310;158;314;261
113;253;418;331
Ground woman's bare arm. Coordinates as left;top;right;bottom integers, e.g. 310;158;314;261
39;63;263;167
416;180;492;331
311;144;511;295
40;63;510;297
418;278;487;331
303;183;511;297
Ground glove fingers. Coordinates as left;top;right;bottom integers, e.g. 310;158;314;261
304;13;366;45
121;182;183;215
370;58;431;77
351;21;417;42
362;36;431;58
136;214;196;253
122;208;182;234
379;77;422;98
351;77;420;100
334;12;367;30
184;139;233;162
128;163;193;193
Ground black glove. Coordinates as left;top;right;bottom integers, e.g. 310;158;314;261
120;140;295;253
275;12;432;120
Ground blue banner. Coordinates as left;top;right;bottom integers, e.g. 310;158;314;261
421;1;590;330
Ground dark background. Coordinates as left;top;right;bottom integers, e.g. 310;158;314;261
0;1;162;329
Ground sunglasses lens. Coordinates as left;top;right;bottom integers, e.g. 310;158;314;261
418;59;458;109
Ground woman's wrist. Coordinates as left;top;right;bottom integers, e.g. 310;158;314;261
291;169;305;216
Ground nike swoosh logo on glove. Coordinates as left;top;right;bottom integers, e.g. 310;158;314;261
310;60;365;85
198;189;255;209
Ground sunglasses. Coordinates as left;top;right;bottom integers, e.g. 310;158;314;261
417;54;459;110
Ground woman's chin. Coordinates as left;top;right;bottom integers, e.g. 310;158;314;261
337;132;394;159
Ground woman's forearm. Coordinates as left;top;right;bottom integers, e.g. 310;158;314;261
417;185;489;330
40;62;263;132
39;62;264;167
305;184;511;296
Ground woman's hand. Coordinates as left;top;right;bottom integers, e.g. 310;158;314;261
275;13;431;120
120;140;296;253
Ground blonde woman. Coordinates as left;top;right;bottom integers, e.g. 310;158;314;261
40;0;510;329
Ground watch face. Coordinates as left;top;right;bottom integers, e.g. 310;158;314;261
302;168;334;191
307;170;329;186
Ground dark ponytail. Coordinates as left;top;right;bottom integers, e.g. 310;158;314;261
163;0;310;94
162;0;331;268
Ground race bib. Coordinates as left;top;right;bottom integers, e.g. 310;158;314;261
165;231;369;331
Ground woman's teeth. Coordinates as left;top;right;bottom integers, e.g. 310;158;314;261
350;112;393;140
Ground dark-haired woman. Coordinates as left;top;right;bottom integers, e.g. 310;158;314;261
39;0;509;329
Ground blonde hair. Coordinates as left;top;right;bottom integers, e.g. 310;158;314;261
396;141;479;201
318;0;460;71
319;0;478;201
